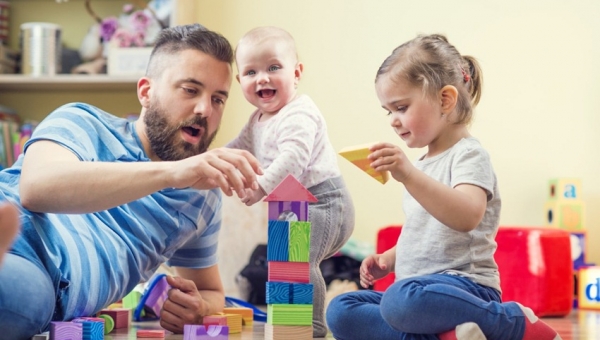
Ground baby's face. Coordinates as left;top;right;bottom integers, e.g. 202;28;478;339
236;40;301;115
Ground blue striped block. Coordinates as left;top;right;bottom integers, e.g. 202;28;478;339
266;282;313;304
268;220;289;261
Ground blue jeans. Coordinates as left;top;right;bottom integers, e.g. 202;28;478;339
0;253;56;340
326;274;527;340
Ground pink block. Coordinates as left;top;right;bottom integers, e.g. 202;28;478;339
202;315;228;326
268;261;310;283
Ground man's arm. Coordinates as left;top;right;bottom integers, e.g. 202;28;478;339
159;266;225;333
20;141;262;214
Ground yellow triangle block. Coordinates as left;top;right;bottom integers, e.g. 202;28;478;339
339;144;389;184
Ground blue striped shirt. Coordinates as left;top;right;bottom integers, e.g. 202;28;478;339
0;103;222;320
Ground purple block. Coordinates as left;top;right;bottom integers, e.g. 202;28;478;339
145;275;170;317
50;321;82;340
183;324;229;340
268;201;309;222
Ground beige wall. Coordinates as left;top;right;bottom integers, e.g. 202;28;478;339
191;1;600;263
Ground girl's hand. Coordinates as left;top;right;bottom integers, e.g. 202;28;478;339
359;254;393;288
368;142;414;183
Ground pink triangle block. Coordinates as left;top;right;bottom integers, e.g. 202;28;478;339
264;174;317;203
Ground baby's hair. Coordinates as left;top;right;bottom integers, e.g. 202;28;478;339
146;23;233;78
375;34;482;125
235;26;298;63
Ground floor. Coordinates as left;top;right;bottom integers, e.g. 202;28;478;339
97;309;599;339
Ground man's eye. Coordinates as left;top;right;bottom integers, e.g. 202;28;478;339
183;88;197;95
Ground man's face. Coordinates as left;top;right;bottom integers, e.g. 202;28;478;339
142;49;232;161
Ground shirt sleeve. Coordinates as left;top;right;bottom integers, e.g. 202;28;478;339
450;146;496;201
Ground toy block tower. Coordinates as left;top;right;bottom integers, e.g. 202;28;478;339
544;178;585;231
264;174;316;339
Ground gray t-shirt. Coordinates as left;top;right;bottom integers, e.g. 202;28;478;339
394;137;502;292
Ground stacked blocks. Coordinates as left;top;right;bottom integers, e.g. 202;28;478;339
544;178;585;231
338;143;389;184
264;174;315;339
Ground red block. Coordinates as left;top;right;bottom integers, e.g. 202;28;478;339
495;226;573;317
374;225;573;317
268;261;310;283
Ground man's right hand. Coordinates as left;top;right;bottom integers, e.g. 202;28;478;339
170;147;263;199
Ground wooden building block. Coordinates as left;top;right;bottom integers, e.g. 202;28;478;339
267;282;314;304
289;221;311;262
571;231;588;269
548;178;582;201
50;321;82;340
72;318;104;340
219;313;243;333
545;200;585;231
99;308;130;329
183;324;229;340
265;324;312;340
268;261;310;283
268;220;289;261
223;307;253;326
267;304;313;326
339;144;389;184
137;329;166;338
578;266;600;310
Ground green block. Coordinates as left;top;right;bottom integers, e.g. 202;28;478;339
122;290;141;310
267;304;313;326
289;221;311;262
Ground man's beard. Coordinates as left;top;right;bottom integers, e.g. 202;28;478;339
144;101;218;161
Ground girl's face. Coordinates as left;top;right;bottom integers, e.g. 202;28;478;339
376;74;449;155
236;40;302;116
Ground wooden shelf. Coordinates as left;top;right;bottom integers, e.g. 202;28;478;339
0;74;140;91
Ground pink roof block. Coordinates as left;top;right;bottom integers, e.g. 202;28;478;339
264;174;317;202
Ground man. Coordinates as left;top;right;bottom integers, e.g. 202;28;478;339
0;24;262;339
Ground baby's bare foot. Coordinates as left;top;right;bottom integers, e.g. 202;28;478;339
0;204;19;264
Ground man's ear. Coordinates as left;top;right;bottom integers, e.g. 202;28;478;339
440;85;458;114
137;77;152;108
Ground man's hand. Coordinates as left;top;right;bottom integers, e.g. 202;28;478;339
160;276;207;333
170;148;264;199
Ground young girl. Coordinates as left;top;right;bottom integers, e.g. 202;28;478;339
226;26;355;337
326;34;561;340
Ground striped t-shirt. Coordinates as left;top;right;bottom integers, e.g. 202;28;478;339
1;102;222;320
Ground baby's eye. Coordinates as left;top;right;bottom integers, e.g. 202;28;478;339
268;65;280;72
246;70;256;76
396;106;407;113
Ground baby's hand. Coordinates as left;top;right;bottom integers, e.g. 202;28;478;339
359;254;392;288
240;186;266;206
368;143;413;183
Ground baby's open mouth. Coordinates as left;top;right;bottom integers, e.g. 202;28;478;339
258;89;276;98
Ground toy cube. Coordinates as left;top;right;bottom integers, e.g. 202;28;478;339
289;221;310;262
548;178;581;201
545;200;585;231
578;266;600;310
495;226;573;317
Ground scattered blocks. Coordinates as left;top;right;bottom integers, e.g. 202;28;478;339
183;324;229;340
98;314;115;334
202;314;228;326
338;144;389;184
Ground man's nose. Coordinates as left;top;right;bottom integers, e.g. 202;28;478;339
195;96;212;118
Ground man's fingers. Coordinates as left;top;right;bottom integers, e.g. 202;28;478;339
166;275;196;293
